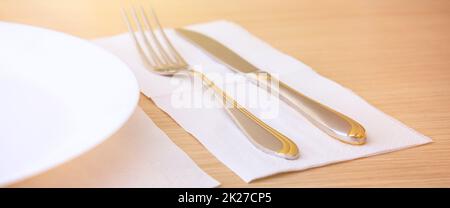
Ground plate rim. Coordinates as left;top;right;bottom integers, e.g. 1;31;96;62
0;21;140;187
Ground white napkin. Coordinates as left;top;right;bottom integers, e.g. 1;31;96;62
12;108;219;187
94;20;432;182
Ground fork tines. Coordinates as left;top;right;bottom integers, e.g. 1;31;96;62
122;5;186;71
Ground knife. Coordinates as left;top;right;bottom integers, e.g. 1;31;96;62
176;28;366;145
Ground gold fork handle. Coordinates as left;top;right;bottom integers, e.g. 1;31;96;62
248;72;366;145
190;70;299;160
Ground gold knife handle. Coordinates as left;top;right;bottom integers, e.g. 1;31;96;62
190;70;299;159
248;72;366;145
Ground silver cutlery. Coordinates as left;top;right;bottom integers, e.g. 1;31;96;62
121;6;299;159
176;29;366;145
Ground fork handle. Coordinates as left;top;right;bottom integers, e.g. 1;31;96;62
247;72;366;145
189;70;299;160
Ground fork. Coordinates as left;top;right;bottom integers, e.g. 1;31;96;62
122;5;299;159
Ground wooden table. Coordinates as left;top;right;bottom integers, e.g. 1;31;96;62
3;0;450;187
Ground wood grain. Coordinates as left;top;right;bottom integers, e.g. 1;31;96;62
3;0;450;187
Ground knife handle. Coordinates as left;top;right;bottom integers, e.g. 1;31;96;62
190;70;299;159
247;72;366;145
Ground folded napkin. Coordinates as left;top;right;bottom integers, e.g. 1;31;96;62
94;20;432;182
11;108;219;187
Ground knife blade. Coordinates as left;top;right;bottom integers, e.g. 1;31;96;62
176;28;366;145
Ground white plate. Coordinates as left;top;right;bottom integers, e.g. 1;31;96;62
0;22;139;186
